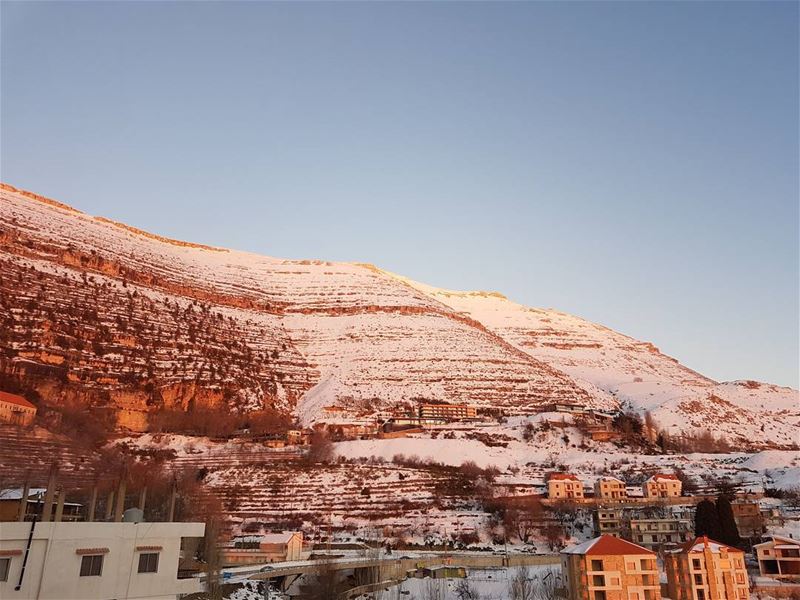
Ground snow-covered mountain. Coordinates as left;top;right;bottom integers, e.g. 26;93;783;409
0;183;796;448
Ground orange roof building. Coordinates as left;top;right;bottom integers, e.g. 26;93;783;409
561;535;661;600
548;473;585;500
665;536;749;600
644;473;682;499
0;391;36;427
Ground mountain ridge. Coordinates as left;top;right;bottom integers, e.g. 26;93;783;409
0;182;796;449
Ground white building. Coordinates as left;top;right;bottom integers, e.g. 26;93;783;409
0;521;204;600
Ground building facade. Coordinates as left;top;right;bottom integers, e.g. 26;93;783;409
222;532;308;566
730;499;764;539
595;477;627;500
754;535;800;582
643;474;682;499
0;521;204;600
417;403;477;421
628;517;692;550
665;536;749;600
0;392;36;427
548;474;585;500
561;535;661;600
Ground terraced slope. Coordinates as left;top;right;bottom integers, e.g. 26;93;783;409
0;183;590;430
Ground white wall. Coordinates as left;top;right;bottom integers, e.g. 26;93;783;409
0;521;204;600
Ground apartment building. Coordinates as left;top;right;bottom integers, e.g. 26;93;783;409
417;403;477;421
595;477;627;500
643;474;682;499
754;535;800;582
561;535;661;600
548;473;585;500
629;517;692;550
665;536;749;600
0;521;204;600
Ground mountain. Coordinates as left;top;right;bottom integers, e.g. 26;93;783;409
0;183;796;448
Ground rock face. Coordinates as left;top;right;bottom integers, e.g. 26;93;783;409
0;183;797;447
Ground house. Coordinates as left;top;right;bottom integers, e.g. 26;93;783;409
0;391;36;426
221;532;308;566
0;520;204;599
754;535;800;582
547;473;585;500
0;488;82;522
561;535;661;600
595;477;627;500
628;517;693;550
664;536;749;600
730;499;763;539
643;474;682;499
594;507;625;537
418;403;477;421
286;429;312;446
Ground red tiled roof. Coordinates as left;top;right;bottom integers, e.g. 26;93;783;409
647;473;680;482
563;535;655;556
0;391;36;410
677;536;744;554
548;473;581;482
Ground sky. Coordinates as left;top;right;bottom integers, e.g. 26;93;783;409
1;2;798;388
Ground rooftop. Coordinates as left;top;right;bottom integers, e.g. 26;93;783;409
563;535;654;556
0;391;36;410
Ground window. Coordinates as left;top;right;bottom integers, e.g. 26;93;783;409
594;592;607;600
0;558;10;582
591;559;604;571
138;552;159;574
697;591;705;600
692;558;702;570
592;574;605;586
694;574;703;585
80;555;103;577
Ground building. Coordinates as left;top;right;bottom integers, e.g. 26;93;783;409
0;391;36;426
221;532;308;566
0;488;82;522
418;403;477;421
754;535;800;582
628;517;692;550
548;473;585;500
643;474;682;499
665;536;749;600
594;508;624;537
730;499;763;539
595;477;627;500
561;535;661;600
0;520;204;600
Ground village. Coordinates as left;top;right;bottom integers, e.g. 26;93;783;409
1;389;799;599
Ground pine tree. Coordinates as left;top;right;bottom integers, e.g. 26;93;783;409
694;499;722;540
716;495;741;547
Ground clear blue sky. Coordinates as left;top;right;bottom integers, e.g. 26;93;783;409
2;1;797;387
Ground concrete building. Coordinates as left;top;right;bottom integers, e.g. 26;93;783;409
665;536;749;600
0;521;205;600
0;391;37;426
548;473;585;500
594;508;624;537
643;474;682;499
0;488;82;522
629;517;692;550
418;403;477;421
730;499;764;539
595;477;627;500
754;535;800;582
221;532;308;566
561;535;661;600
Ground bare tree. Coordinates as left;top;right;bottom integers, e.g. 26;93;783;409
306;430;335;464
509;566;534;600
454;577;481;600
422;578;445;600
